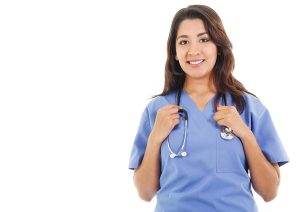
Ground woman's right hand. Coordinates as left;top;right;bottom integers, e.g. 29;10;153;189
149;104;182;145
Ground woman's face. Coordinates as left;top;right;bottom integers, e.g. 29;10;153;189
175;18;217;80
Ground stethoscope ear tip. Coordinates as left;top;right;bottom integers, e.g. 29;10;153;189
170;153;176;158
181;152;187;157
169;152;187;158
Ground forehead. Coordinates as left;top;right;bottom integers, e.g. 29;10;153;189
177;18;206;36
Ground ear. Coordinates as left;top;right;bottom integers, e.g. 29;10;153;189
175;55;178;60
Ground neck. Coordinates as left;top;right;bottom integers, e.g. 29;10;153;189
183;76;216;96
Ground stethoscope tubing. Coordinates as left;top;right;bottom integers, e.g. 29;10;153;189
166;88;234;158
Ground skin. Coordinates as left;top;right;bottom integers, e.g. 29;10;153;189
134;18;280;202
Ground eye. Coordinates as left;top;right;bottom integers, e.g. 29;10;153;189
178;40;188;45
199;38;210;43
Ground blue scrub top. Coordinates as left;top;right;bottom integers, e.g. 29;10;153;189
129;90;289;212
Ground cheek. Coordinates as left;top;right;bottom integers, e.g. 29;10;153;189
206;48;218;63
175;46;187;60
176;55;186;66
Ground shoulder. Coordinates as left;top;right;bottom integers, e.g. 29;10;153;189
242;92;267;118
146;92;176;112
139;93;175;126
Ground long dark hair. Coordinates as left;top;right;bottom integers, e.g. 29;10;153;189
153;5;256;113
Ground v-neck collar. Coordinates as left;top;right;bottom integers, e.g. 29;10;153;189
181;89;216;114
165;89;232;127
177;90;216;130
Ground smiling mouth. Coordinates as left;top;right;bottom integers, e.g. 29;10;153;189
187;59;204;65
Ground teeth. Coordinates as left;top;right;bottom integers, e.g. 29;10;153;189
189;60;203;65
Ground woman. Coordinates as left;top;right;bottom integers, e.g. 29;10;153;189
129;5;289;212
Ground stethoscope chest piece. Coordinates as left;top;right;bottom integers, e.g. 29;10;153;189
220;127;234;140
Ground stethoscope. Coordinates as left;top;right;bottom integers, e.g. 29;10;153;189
167;88;235;159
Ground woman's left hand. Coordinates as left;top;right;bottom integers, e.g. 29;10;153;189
213;105;251;140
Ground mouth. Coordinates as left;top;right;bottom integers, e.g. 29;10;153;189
187;59;204;65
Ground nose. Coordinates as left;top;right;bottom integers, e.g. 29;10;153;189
188;51;200;56
187;42;200;56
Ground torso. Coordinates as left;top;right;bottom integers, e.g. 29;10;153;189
150;90;258;212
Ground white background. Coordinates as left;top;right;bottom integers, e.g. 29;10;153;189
0;0;299;211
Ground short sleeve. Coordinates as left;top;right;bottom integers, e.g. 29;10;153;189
128;106;152;170
252;108;289;166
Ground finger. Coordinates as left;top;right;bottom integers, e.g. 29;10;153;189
160;105;181;114
214;115;225;122
170;113;180;120
216;119;228;127
167;114;180;126
173;118;180;126
166;107;183;115
213;110;228;121
165;104;182;109
218;105;237;112
217;105;230;111
215;109;228;116
214;111;233;122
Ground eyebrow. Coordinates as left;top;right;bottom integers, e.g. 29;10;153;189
176;32;208;40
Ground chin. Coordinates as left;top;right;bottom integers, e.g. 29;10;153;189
186;71;211;79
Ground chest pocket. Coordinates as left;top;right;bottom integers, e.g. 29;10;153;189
216;133;248;173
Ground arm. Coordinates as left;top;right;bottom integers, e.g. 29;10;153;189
214;105;281;202
133;104;181;202
240;130;280;202
134;134;161;202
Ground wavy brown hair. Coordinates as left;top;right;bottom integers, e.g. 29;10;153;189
153;5;256;113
